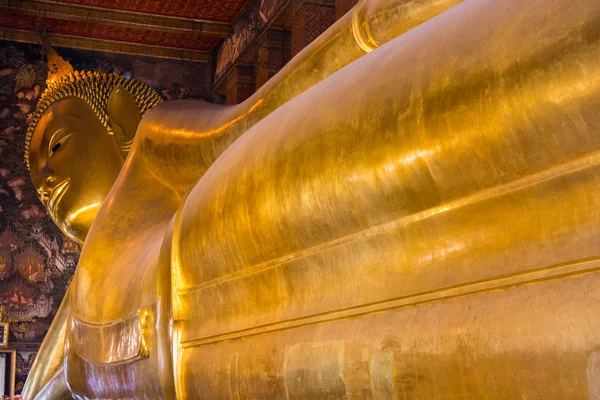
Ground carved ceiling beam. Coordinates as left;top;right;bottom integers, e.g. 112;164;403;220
0;0;232;37
0;28;212;63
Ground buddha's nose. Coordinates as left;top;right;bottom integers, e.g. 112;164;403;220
34;164;55;202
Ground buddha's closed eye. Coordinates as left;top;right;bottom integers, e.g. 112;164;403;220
49;133;74;157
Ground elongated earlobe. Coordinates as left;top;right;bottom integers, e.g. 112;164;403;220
107;84;141;158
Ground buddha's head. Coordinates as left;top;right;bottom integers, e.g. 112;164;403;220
25;50;162;244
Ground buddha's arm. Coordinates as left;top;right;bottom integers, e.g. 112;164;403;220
170;0;600;396
68;0;464;320
135;0;464;196
22;287;71;399
76;0;467;321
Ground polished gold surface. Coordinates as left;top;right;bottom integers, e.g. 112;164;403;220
25;0;600;398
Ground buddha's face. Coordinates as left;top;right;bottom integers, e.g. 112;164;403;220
28;97;125;244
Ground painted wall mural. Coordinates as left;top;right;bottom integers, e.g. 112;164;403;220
0;43;78;394
0;40;211;394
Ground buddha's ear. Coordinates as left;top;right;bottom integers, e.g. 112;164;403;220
107;84;141;158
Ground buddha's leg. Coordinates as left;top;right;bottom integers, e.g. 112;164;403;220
23;287;71;399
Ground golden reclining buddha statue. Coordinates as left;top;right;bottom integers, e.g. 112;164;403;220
22;0;600;398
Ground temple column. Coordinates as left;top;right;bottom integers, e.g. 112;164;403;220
225;64;255;105
290;1;336;57
256;29;292;90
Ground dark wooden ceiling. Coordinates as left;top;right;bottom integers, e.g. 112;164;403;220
0;0;252;62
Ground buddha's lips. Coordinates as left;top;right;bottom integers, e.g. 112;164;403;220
48;178;70;219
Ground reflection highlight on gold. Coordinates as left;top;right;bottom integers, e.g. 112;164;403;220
66;202;101;223
352;0;379;52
